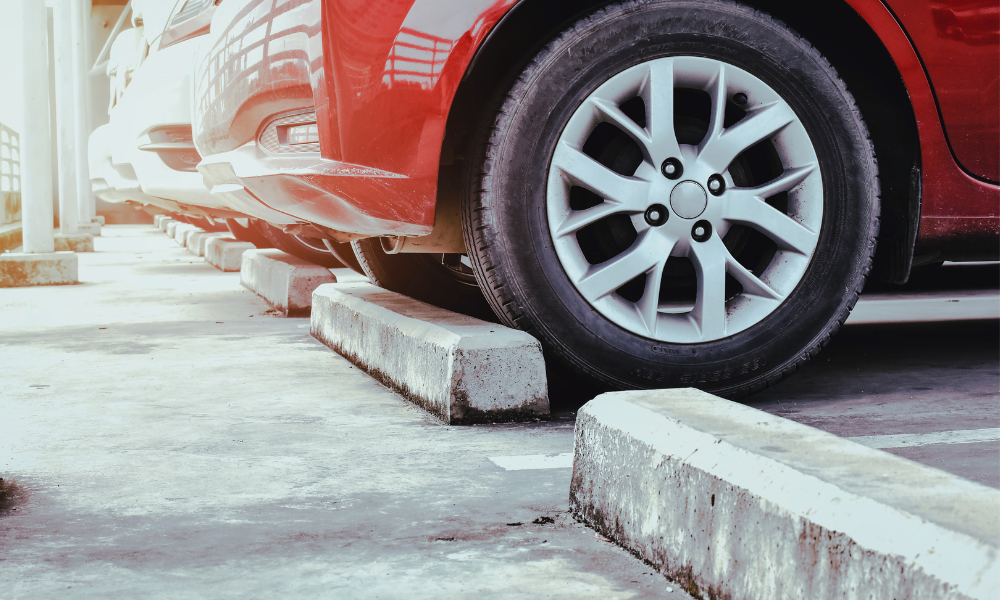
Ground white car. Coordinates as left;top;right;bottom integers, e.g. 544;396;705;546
92;0;238;222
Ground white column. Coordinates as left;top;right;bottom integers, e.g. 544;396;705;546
53;0;79;235
70;0;93;221
21;0;56;254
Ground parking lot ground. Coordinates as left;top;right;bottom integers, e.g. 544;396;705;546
0;226;691;599
746;263;1000;489
1;226;997;598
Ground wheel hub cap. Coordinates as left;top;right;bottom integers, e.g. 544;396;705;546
669;181;708;219
546;55;823;343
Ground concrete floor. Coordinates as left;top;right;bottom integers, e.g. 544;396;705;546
748;263;1000;489
1;226;997;597
0;226;688;599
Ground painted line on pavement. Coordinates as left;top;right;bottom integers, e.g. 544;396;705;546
847;294;999;324
846;428;1000;449
489;453;574;470
492;428;1000;470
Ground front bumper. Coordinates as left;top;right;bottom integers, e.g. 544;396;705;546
198;142;434;236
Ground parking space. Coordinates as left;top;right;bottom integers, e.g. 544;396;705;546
0;226;690;599
1;226;997;597
746;263;1000;489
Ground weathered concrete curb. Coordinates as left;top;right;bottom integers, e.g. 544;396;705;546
54;233;95;252
570;389;1000;600
240;249;335;316
0;252;78;287
92;216;105;226
0;223;22;252
311;282;548;424
79;222;101;236
173;224;200;246
187;231;231;257
329;267;370;284
206;238;255;272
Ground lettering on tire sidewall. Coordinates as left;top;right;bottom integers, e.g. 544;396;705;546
629;357;767;386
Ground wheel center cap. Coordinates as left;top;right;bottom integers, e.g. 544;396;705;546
669;181;708;219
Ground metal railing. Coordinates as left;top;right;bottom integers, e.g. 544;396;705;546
0;122;22;226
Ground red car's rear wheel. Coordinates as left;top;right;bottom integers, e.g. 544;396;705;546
461;0;879;396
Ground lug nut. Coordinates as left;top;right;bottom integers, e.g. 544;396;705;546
692;220;712;242
707;174;726;196
733;92;748;106
644;203;669;227
661;158;683;180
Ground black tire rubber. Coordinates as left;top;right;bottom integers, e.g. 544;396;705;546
461;0;880;397
224;218;273;249
351;238;496;320
258;223;344;268
322;239;365;275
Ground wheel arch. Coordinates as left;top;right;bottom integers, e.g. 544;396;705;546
444;0;920;282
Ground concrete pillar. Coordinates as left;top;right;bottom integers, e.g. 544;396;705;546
21;0;56;253
53;0;79;235
71;0;94;221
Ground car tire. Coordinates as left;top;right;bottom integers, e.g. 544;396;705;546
258;223;344;268
321;239;365;275
351;238;496;320
461;0;879;397
225;218;273;249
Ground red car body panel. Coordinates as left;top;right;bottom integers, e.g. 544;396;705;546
844;0;999;257
886;0;999;182
193;0;998;257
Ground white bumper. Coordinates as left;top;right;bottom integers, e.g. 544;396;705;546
106;37;229;211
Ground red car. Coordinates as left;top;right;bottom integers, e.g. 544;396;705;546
191;0;998;395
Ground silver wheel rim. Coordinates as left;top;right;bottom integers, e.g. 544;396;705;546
546;56;823;343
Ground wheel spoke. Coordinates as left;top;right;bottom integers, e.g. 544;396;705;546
688;235;729;340
643;59;682;159
699;101;797;173
635;255;669;335
725;254;782;301
591;98;653;157
576;232;670;302
703;62;728;150
724;193;818;255
552;142;648;205
554;201;640;237
750;164;816;198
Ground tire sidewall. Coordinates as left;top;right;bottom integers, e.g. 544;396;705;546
478;0;878;391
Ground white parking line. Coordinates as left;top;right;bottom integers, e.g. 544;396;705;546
489;453;574;470
846;428;1000;449
847;293;999;324
490;428;1000;470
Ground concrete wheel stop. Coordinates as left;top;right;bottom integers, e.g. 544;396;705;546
570;389;999;600
78;222;101;236
173;223;201;245
0;251;78;287
311;282;549;425
240;249;336;316
206;237;255;272
186;230;231;257
54;232;94;252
